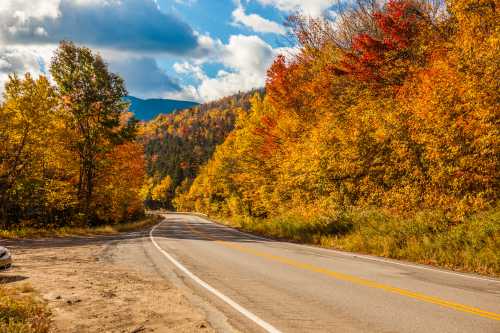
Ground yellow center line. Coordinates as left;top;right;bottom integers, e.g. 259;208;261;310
181;220;500;321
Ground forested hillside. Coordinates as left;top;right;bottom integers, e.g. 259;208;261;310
141;89;263;208
0;42;145;228
174;0;500;274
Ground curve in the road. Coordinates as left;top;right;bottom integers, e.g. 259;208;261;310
149;223;283;333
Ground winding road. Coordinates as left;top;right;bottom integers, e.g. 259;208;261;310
144;213;500;332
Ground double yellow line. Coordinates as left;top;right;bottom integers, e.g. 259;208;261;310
183;219;500;321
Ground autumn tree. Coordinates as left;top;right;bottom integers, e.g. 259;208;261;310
393;0;500;215
151;176;174;208
0;43;146;228
50;41;136;220
0;74;76;226
340;0;440;86
93;141;145;223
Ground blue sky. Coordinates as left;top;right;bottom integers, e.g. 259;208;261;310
159;0;287;45
0;0;336;102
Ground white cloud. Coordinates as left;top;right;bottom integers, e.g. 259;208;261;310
232;4;286;35
171;34;290;102
0;0;61;22
0;48;40;75
0;45;54;99
34;27;48;36
223;35;275;74
0;0;198;54
0;0;201;99
0;0;300;102
173;61;206;81
187;32;225;61
196;69;265;101
108;57;182;98
255;0;335;17
164;84;200;102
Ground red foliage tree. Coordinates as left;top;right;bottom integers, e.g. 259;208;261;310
341;0;424;84
375;0;420;49
266;55;292;109
267;54;317;111
253;115;280;158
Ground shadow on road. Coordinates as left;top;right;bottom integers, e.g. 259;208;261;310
152;217;263;243
0;230;151;250
0;214;266;250
0;275;28;284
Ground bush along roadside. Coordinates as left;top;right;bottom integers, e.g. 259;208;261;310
213;207;500;277
0;284;51;333
0;214;162;240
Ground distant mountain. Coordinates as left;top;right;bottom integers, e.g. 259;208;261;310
124;96;198;121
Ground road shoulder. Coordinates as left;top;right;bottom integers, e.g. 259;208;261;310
1;232;213;333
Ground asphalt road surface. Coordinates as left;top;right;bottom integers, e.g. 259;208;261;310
144;213;500;333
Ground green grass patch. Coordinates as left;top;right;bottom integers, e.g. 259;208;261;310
0;214;162;239
215;208;500;276
0;284;51;333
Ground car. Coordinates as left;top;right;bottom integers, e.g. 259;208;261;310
0;246;12;270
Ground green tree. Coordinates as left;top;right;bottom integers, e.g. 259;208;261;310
50;41;135;220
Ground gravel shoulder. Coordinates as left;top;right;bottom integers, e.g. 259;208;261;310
0;230;214;333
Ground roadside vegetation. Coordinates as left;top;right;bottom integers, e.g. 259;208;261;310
0;284;51;333
220;208;500;276
173;0;500;275
0;215;161;240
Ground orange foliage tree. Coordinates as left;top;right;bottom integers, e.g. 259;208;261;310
94;141;145;223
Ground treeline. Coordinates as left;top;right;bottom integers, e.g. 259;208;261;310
0;42;144;228
142;90;261;208
173;0;499;273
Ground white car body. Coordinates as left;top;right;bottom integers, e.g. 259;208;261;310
0;246;12;270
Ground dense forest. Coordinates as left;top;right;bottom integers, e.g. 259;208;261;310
0;42;144;228
173;0;499;273
141;89;263;208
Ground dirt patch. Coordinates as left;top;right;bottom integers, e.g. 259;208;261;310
1;239;213;333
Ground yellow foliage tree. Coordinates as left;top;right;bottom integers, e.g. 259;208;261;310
0;74;78;227
151;175;173;206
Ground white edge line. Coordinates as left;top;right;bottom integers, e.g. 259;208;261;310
149;222;282;333
180;213;500;284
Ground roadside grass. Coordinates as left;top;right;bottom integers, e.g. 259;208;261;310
0;284;51;333
217;207;500;276
0;214;162;240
